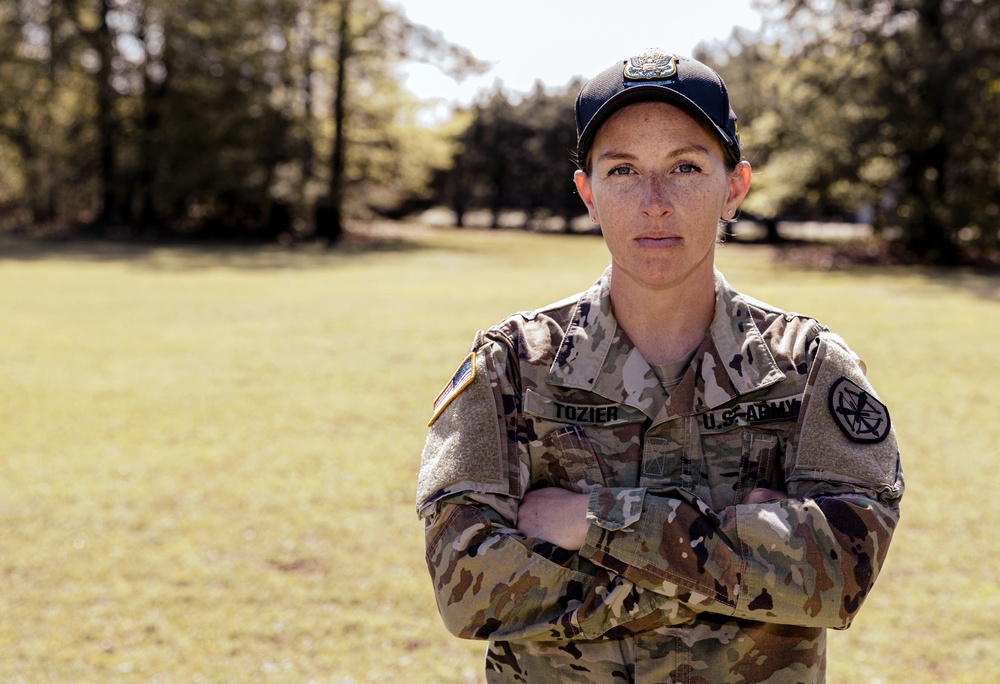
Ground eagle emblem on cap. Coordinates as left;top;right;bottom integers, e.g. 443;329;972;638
623;50;678;81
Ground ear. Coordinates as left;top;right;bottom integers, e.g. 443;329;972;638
574;170;598;222
723;161;752;217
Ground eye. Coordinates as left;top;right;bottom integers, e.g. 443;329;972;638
676;163;702;174
607;165;635;177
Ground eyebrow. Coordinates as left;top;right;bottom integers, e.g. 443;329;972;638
595;144;715;166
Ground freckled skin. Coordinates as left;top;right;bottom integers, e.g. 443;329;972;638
574;102;751;299
520;103;759;548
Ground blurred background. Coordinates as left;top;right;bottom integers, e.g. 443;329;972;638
2;0;998;264
3;2;1000;682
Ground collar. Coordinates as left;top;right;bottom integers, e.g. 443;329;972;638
547;268;785;421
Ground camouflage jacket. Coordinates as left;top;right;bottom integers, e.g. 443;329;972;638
417;268;903;683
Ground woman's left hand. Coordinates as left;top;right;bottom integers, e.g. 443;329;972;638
517;487;591;551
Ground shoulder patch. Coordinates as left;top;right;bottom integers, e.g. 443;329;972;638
828;376;891;443
429;353;477;426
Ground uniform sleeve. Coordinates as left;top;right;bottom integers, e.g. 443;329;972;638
417;333;698;642
578;332;904;629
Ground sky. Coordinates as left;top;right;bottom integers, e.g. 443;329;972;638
391;0;763;117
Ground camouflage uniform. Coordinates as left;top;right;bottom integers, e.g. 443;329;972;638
417;267;903;683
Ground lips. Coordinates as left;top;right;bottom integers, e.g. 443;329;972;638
635;232;682;247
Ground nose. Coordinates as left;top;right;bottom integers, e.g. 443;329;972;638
640;174;672;217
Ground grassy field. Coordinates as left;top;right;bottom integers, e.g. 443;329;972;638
1;225;998;683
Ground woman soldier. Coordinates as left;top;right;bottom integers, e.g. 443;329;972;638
417;50;903;683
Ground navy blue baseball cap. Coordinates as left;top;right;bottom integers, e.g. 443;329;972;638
575;50;741;167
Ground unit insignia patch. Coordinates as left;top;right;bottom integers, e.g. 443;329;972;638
828;376;891;443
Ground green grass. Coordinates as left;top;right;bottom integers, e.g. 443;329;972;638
1;227;997;683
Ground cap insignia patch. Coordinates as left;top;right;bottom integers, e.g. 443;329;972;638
828;376;891;443
624;51;678;81
429;352;477;426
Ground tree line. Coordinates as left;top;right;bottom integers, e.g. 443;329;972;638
2;0;998;263
0;0;483;242
432;82;584;233
712;0;1000;263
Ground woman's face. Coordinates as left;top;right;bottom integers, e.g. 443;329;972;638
575;101;751;294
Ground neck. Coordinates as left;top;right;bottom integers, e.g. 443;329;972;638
609;268;716;365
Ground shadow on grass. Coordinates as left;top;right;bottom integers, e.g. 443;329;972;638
765;240;1000;302
0;223;435;271
911;267;1000;301
4;222;999;301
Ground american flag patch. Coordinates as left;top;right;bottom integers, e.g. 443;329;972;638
429;353;477;426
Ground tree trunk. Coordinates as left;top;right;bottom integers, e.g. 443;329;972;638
763;217;781;243
37;1;62;223
96;0;118;228
136;7;165;228
904;0;956;264
301;4;317;187
316;0;351;243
